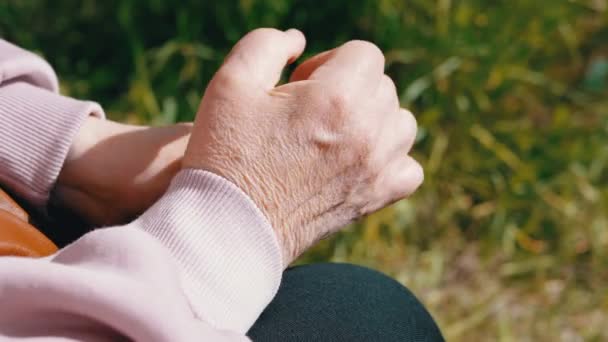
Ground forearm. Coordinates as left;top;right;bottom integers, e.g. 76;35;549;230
0;169;282;340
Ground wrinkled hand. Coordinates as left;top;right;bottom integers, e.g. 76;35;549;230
55;118;191;226
184;28;423;265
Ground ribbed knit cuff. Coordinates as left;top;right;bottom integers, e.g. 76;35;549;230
131;169;283;333
0;82;105;206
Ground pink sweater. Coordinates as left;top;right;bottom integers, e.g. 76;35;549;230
0;40;283;341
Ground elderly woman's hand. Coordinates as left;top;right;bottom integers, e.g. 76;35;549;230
54;118;191;225
183;28;423;265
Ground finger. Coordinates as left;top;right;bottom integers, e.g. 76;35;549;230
361;75;400;152
289;49;334;82
390;108;418;154
309;40;385;94
361;155;423;216
370;107;418;167
219;28;306;90
381;155;424;204
374;75;400;113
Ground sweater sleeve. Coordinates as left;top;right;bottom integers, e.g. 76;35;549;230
0;169;283;341
0;39;104;206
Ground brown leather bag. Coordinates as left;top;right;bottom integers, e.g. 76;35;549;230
0;187;58;257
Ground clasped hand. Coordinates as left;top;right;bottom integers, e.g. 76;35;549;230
56;29;423;265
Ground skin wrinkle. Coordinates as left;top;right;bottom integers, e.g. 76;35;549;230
277;164;365;261
289;160;361;218
246;110;315;222
181;29;423;266
273;146;349;226
274;101;396;260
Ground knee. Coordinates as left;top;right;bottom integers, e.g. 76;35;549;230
250;263;444;341
296;263;443;341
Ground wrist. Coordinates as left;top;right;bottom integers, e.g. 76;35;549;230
65;116;102;163
64;117;139;166
133;169;283;331
55;119;191;225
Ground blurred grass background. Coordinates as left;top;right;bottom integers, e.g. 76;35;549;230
1;0;607;340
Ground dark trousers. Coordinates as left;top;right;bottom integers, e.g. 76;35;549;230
248;263;444;342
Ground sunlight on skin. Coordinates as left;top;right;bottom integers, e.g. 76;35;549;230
54;117;191;225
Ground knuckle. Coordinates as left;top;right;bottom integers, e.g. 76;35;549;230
247;28;283;42
343;40;385;64
380;75;400;108
343;40;379;53
348;126;374;162
393;158;424;198
382;75;398;96
405;161;425;194
410;160;424;184
212;69;242;90
402;108;418;131
401;108;418;147
325;87;353;121
328;89;350;113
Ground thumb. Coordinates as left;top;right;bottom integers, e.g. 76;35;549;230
218;28;306;90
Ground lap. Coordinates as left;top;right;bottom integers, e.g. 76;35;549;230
248;263;444;342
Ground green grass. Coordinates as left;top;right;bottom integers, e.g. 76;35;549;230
2;0;607;340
